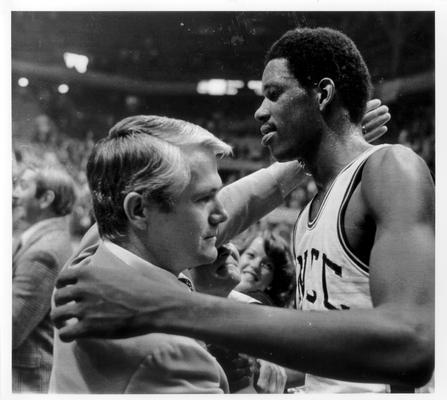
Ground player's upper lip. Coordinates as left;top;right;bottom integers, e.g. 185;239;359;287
260;124;276;136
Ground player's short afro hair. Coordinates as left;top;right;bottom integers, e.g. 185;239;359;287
266;27;372;124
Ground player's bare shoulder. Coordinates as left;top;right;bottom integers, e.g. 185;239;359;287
360;144;434;222
366;144;428;174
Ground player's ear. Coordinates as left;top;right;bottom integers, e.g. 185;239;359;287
316;78;335;112
123;192;148;231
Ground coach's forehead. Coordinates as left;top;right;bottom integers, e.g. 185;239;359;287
181;147;222;193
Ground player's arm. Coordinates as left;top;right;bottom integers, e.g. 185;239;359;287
216;161;303;245
356;144;435;383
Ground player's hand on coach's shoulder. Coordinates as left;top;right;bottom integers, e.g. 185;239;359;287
51;255;188;342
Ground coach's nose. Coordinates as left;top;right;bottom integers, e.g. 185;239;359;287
209;197;228;226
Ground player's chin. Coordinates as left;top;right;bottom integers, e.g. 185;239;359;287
265;138;292;161
270;146;295;162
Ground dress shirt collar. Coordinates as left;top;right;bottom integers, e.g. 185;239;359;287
178;272;194;291
103;240;190;285
103;239;158;271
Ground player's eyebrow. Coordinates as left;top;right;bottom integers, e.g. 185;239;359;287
261;82;279;95
262;82;277;90
263;72;298;88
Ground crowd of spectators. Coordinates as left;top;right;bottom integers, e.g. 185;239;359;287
391;101;435;174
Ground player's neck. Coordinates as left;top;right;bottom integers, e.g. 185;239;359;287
306;124;371;190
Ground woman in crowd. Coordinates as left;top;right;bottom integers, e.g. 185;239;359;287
233;230;296;308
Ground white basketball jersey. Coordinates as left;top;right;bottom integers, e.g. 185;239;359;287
292;145;390;393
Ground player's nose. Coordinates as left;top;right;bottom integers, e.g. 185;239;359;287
254;98;270;123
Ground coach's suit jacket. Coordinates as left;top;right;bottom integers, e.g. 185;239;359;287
49;242;229;394
12;217;73;392
50;162;298;393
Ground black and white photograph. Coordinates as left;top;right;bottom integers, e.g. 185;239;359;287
5;0;445;397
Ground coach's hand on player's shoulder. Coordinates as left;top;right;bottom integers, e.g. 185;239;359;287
51;255;188;342
362;98;391;143
207;345;254;393
254;359;287;393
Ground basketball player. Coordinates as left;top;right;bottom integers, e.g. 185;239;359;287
52;27;434;392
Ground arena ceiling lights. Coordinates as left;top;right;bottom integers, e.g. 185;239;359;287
197;79;262;96
247;80;262;96
63;52;89;74
197;79;244;96
18;77;29;87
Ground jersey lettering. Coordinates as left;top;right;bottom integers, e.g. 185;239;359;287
311;248;320;264
296;249;350;310
296;250;308;303
306;289;317;303
322;254;339;309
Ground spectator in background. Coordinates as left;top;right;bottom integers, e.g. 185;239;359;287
12;164;76;392
233;230;295;307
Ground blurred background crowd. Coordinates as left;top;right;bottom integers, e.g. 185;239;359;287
12;11;435;246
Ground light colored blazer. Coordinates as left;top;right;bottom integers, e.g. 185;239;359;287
50;162;298;393
49;243;229;394
12;217;73;393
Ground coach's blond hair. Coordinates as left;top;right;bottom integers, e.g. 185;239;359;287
87;115;232;241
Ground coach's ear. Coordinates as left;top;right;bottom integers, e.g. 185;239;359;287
316;77;335;112
123;192;147;230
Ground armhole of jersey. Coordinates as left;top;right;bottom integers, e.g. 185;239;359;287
337;160;370;275
292;206;306;262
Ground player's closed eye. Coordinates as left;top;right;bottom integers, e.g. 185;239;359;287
266;89;280;101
